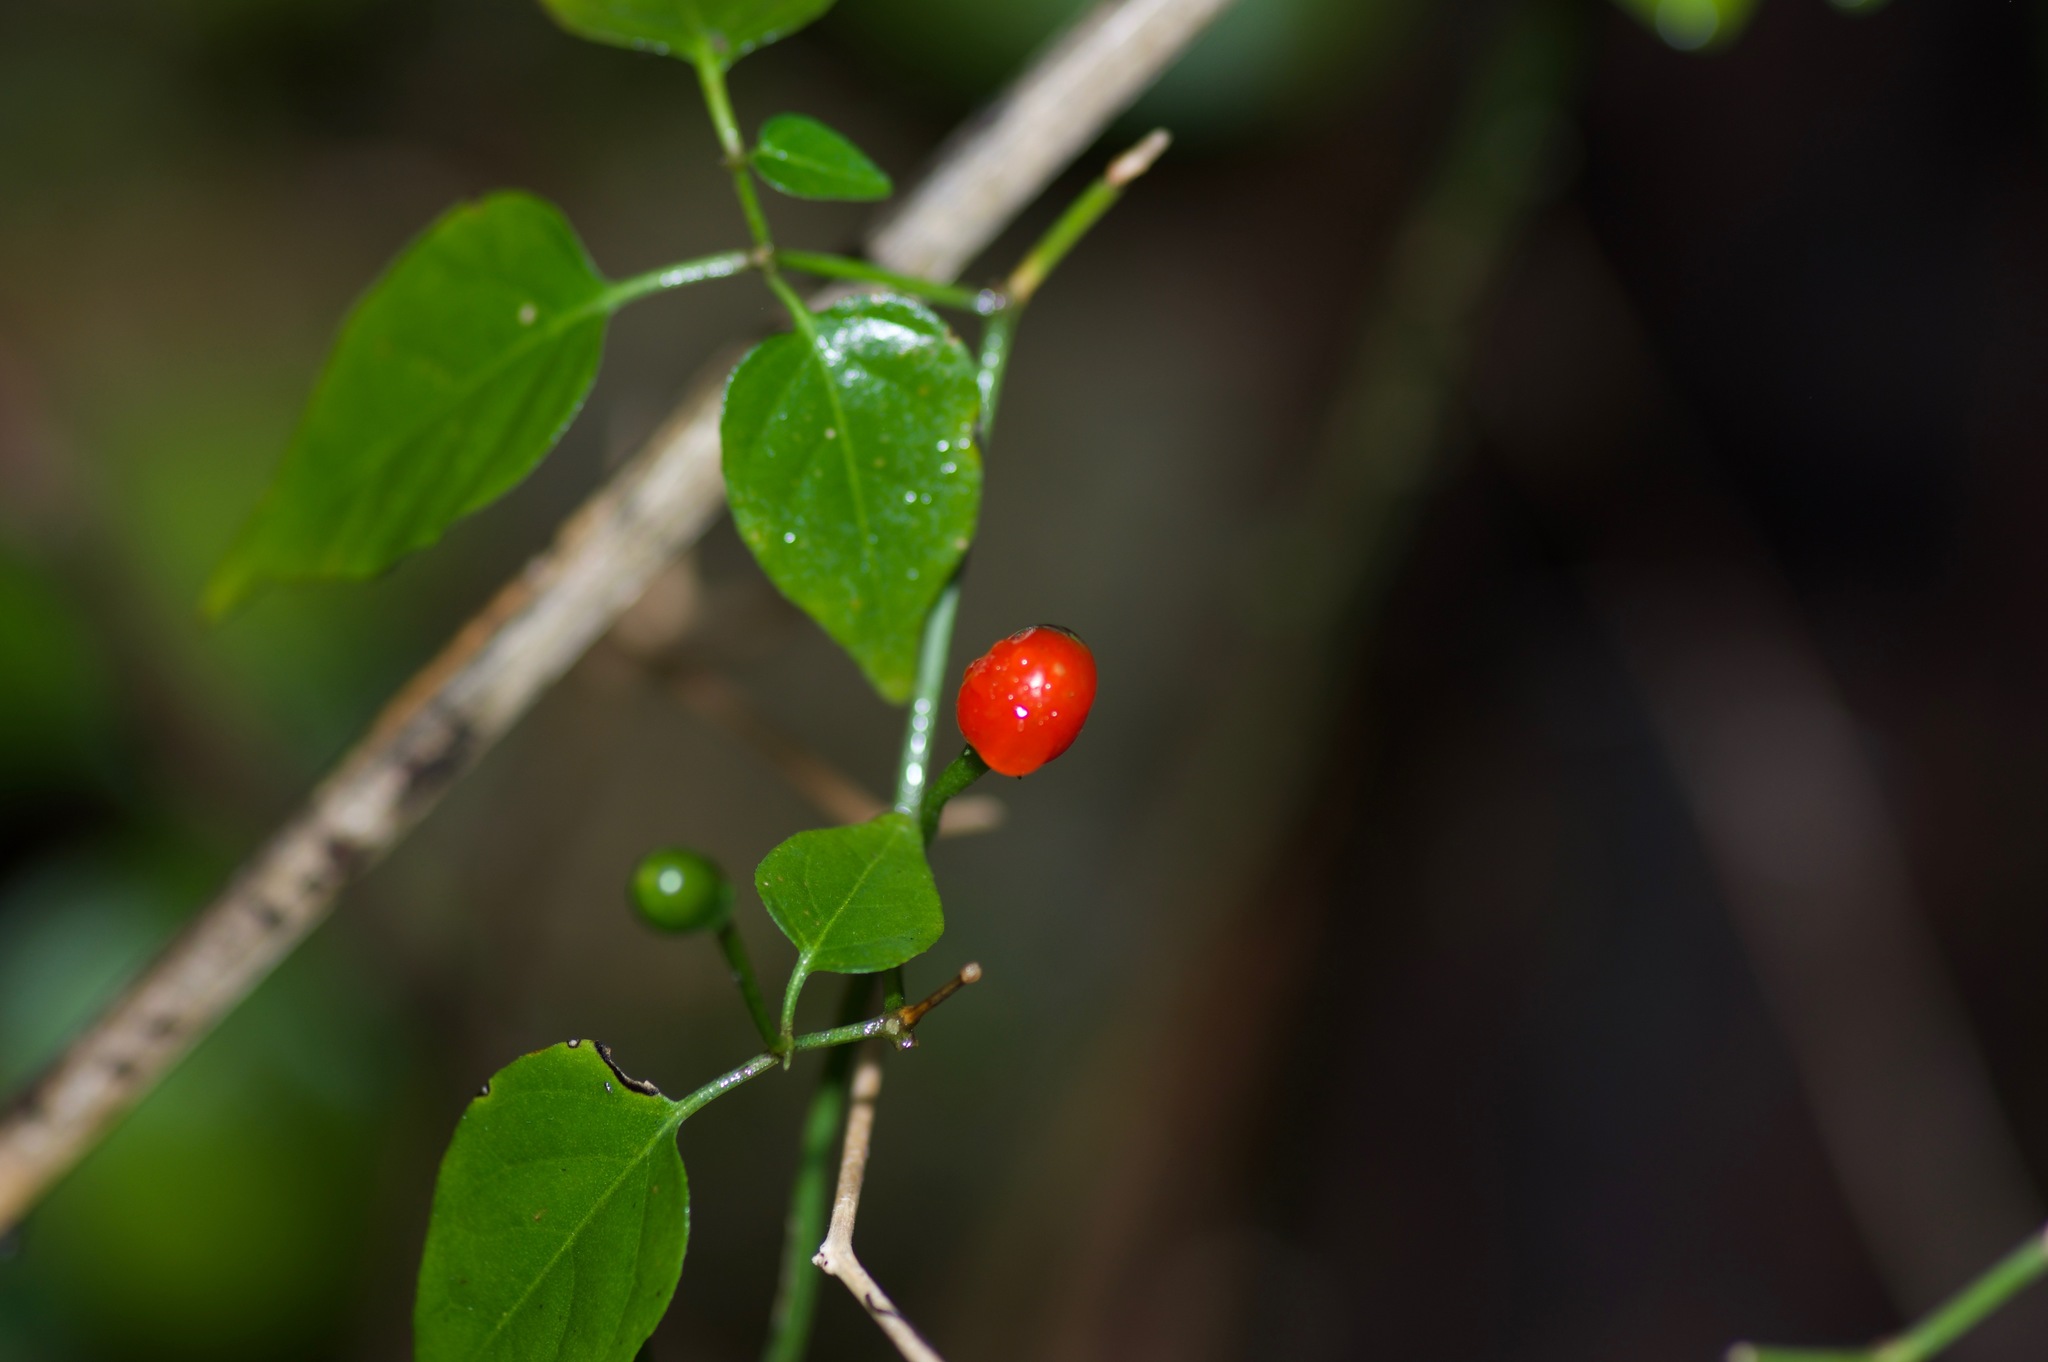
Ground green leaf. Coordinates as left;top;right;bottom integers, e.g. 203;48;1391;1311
535;0;835;68
756;813;943;1033
206;192;611;617
415;1042;687;1362
750;114;893;201
721;294;981;702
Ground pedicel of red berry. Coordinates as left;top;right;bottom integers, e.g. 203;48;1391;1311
956;625;1097;777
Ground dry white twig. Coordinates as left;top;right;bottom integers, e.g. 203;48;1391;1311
811;963;982;1357
812;1057;946;1362
0;0;1240;1233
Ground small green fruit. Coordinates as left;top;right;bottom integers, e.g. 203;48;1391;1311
630;848;733;933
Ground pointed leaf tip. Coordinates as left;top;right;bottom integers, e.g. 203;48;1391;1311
208;192;610;611
721;293;981;702
751;114;893;201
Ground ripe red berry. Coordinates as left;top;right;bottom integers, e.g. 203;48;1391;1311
956;625;1097;777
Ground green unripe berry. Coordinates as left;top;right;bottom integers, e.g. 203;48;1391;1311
630;848;733;934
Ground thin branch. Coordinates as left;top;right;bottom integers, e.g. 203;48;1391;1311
1728;1224;2048;1362
661;667;1005;838
812;1057;945;1362
669;669;889;826
0;0;1240;1233
866;0;1233;279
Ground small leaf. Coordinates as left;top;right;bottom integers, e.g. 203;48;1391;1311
536;0;835;68
756;813;943;1032
721;294;981;702
750;114;892;201
415;1042;687;1362
207;192;611;616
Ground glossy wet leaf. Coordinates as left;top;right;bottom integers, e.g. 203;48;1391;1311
415;1042;687;1362
751;114;892;201
756;813;942;1031
536;0;836;67
206;193;612;616
721;294;980;702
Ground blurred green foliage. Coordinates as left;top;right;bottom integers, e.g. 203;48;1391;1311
0;849;406;1361
0;558;113;804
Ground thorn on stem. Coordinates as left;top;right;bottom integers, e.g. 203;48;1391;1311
1107;129;1172;187
892;962;983;1034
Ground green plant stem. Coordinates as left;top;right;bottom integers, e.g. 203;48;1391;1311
760;977;873;1362
883;966;907;1012
716;922;778;1050
1735;1228;2048;1362
893;578;963;816
1004;127;1168;306
920;747;990;845
673;983;900;1124
777;251;991;313
694;53;775;252
599;250;754;310
761;268;822;339
968;129;1161;440
749;114;1166;1362
975;309;1017;441
672;1052;782;1120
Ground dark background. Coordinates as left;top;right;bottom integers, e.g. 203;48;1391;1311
6;0;2048;1358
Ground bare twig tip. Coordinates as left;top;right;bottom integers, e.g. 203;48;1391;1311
1107;129;1172;186
960;961;983;984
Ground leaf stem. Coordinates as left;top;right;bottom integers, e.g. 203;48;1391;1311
893;579;963;816
674;984;902;1124
673;1052;782;1122
761;268;823;341
975;310;1017;442
694;52;776;252
1732;1227;2048;1362
717;922;779;1050
673;969;985;1127
599;249;754;310
919;748;989;846
760;977;872;1362
776;251;993;312
1004;128;1170;307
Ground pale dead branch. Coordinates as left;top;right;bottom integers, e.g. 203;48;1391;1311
813;1058;946;1362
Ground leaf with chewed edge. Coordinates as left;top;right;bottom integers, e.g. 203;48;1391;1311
414;1041;687;1362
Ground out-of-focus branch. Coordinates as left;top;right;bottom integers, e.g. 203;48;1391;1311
813;1056;947;1362
659;668;1005;838
1507;220;2041;1307
0;0;1240;1234
866;0;1230;279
